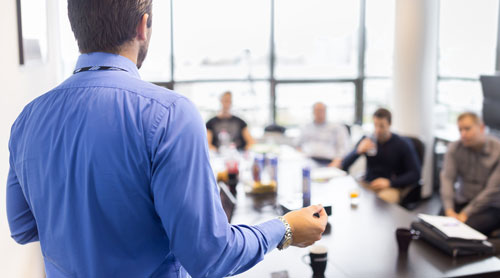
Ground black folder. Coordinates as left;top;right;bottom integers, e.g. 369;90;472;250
411;221;495;257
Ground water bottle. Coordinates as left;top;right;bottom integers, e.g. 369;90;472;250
225;144;239;196
302;167;311;207
269;157;278;183
252;157;261;183
259;154;271;185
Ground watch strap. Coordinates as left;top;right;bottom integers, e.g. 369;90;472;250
277;216;292;250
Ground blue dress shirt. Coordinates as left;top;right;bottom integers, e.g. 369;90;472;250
7;52;285;278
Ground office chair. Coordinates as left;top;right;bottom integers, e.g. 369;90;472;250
264;124;286;134
400;136;425;210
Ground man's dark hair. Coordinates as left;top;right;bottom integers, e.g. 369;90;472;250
373;108;392;124
68;0;153;54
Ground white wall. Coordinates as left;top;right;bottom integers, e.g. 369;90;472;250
0;0;62;277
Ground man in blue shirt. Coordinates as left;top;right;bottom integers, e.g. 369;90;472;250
341;108;421;204
6;1;327;277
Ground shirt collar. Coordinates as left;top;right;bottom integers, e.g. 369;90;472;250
313;121;326;127
459;136;492;155
75;52;141;79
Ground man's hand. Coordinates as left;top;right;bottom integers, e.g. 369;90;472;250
370;178;391;190
445;208;458;219
457;212;468;223
357;138;376;155
283;205;328;248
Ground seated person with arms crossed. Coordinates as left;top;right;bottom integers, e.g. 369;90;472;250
206;91;255;151
341;108;421;204
297;102;350;168
440;112;500;236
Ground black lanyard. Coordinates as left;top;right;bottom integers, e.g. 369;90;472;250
73;66;127;74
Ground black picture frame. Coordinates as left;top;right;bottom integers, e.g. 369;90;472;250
16;0;25;65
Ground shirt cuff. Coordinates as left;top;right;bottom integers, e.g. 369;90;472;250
254;218;286;251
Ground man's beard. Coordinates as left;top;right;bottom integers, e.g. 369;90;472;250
136;42;149;69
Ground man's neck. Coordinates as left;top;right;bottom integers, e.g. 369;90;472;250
379;132;392;144
219;111;232;118
117;44;139;67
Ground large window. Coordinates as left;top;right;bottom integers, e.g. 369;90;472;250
363;0;395;124
437;0;499;126
173;0;270;80
364;0;395;77
274;0;359;79
363;79;393;123
173;82;270;131
57;0;397;130
139;0;172;82
276;83;355;127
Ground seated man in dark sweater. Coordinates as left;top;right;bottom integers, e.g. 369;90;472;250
341;108;421;204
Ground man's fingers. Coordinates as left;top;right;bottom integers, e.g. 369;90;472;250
308;204;324;214
317;208;328;227
317;207;328;218
319;208;328;221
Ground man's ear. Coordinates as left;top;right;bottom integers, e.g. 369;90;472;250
136;14;149;41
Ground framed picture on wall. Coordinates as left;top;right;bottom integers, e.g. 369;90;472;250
16;0;48;65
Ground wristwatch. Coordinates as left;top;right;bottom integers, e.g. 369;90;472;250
277;216;293;250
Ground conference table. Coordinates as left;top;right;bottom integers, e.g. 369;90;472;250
220;147;500;278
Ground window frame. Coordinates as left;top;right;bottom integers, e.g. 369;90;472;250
152;0;386;126
436;1;500;119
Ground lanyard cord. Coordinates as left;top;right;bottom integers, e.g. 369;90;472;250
73;66;127;74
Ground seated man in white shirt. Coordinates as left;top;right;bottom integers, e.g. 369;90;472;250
297;102;350;168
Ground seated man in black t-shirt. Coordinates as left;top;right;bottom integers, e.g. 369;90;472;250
341;108;421;204
206;91;255;151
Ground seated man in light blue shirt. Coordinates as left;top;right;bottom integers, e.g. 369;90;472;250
298;102;350;168
6;1;327;277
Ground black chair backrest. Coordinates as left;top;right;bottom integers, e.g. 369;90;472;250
405;136;425;167
400;136;425;208
480;75;500;131
264;124;286;134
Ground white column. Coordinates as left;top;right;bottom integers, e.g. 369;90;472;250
393;0;439;197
